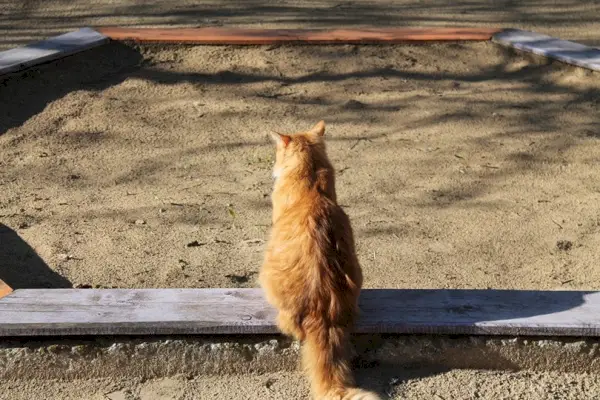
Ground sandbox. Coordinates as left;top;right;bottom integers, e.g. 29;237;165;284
1;30;599;291
1;27;600;399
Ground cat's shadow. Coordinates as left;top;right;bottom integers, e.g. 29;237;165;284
353;360;449;398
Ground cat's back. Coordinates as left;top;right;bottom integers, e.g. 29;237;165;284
274;192;355;265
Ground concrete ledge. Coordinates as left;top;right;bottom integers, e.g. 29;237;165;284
0;28;108;76
493;29;600;72
2;335;600;380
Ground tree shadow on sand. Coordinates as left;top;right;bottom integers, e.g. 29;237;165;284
0;224;71;289
2;0;600;49
0;41;143;135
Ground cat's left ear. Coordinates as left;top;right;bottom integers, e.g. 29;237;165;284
270;132;292;147
308;120;326;137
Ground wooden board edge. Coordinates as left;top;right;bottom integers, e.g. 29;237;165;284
96;27;505;44
492;29;600;72
0;27;109;77
0;280;13;299
0;323;598;337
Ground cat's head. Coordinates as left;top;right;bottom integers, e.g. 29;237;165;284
269;120;326;181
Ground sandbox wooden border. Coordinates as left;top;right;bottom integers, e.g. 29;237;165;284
2;288;600;337
95;27;502;44
1;27;600;339
1;27;599;77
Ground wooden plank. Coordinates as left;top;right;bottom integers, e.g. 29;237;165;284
0;28;108;76
493;29;600;72
0;279;12;299
1;288;599;337
96;27;502;45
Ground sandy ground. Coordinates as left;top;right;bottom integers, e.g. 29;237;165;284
2;369;600;400
2;41;600;291
1;0;600;51
2;3;600;398
0;4;600;400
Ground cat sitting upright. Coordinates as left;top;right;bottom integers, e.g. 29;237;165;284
260;121;380;400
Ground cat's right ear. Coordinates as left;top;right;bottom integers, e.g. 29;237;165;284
270;132;292;147
308;120;325;137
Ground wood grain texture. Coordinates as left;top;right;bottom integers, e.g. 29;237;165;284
1;288;599;336
96;27;502;44
0;28;108;76
0;280;12;299
493;29;600;71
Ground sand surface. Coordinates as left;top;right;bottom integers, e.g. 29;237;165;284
2;42;600;291
1;0;600;51
2;369;600;399
2;2;600;399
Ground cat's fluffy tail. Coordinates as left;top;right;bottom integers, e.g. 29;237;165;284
302;324;381;400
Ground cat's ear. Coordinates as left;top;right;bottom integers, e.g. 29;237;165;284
308;120;326;137
270;132;292;147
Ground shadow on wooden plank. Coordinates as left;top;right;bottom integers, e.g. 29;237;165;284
0;224;71;289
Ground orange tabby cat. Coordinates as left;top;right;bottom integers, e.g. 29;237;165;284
260;121;380;400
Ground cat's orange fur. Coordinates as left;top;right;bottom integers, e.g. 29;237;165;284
260;121;380;400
